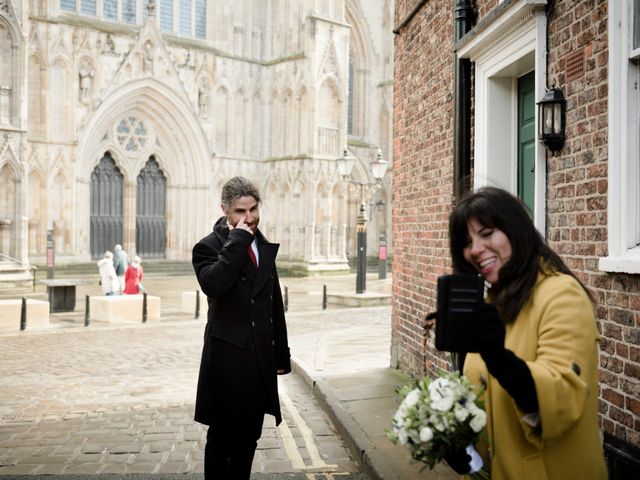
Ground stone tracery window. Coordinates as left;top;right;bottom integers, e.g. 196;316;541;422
57;0;205;39
115;116;149;153
0;22;14;126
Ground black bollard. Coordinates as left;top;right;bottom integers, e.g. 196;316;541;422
284;286;288;312
195;290;200;319
322;285;327;310
142;292;148;323
84;295;90;327
20;297;27;331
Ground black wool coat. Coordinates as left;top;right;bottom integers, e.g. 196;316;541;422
192;216;291;426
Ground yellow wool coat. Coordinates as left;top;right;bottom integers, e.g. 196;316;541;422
464;272;607;480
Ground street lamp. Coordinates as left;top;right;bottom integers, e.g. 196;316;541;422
537;87;566;152
338;148;388;294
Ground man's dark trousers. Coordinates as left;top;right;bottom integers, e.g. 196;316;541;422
204;412;264;478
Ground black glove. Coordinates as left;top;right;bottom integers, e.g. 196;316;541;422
466;304;539;413
443;448;471;474
465;303;506;353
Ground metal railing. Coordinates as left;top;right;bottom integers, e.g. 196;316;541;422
0;253;38;291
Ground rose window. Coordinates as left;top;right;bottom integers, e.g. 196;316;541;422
115;116;148;153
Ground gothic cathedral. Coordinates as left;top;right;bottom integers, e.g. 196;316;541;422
0;0;393;274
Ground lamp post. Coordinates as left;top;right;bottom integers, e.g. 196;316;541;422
337;148;388;294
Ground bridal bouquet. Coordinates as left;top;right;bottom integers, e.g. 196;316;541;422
388;371;487;473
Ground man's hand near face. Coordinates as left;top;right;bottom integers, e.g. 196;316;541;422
227;215;253;235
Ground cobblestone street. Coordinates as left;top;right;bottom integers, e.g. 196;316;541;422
0;274;391;478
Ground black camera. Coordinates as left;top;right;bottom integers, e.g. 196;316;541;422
434;274;485;352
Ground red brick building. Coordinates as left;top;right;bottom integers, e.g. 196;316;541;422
391;0;639;474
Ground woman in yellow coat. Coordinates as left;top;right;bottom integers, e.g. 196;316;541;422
445;187;606;479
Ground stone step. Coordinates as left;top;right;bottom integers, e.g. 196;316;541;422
32;260;195;278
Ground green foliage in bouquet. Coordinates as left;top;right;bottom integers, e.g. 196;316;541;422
387;371;486;471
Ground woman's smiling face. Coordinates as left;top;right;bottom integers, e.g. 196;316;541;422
463;217;512;285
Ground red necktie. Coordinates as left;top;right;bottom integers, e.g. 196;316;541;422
248;246;258;268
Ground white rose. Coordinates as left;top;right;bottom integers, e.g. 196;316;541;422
404;388;420;407
398;429;409;445
431;395;454;412
419;426;434;442
454;404;469;422
470;409;487;433
429;378;455;411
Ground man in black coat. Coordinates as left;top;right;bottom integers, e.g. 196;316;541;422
192;176;291;479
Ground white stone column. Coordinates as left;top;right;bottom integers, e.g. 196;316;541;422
123;180;137;256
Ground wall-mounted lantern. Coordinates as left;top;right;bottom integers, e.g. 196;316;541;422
537;88;566;152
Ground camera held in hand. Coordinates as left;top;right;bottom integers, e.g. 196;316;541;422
434;274;485;352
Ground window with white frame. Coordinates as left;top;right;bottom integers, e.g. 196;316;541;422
600;0;640;273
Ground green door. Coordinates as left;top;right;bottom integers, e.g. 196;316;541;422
518;71;536;215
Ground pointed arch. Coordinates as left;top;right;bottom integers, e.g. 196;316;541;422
215;86;230;155
283;88;294;155
50;170;72;254
50;57;72;141
345;2;374;138
0;163;18;257
252;90;264;159
314;181;330;258
0;18;18;126
26;168;45;255
298;86;310;155
331;182;347;258
28;54;46;137
269;87;280;157
77;79;211;259
316;77;342;157
234;89;247;156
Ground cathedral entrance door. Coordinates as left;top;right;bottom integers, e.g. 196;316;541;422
136;156;166;258
90;153;124;259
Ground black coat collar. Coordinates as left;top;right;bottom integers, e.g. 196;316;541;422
212;216;279;293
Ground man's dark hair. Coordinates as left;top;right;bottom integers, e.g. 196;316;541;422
221;176;261;209
448;186;591;323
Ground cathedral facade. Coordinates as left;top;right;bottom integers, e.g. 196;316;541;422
0;0;393;274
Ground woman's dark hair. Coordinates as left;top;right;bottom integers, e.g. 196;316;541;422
449;187;590;323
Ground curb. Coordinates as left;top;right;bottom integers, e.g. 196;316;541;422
291;356;401;480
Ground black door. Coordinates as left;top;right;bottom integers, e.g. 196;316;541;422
136;156;166;258
90;153;124;259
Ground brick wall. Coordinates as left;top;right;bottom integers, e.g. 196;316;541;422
392;0;639;450
546;0;640;447
392;0;454;378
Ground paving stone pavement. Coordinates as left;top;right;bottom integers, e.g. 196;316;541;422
0;274;386;478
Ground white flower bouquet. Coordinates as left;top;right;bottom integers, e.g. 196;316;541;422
388;371;488;476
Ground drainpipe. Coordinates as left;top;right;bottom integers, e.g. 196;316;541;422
453;0;475;204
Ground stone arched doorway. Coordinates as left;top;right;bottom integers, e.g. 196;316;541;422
90;152;123;259
136;156;166;258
